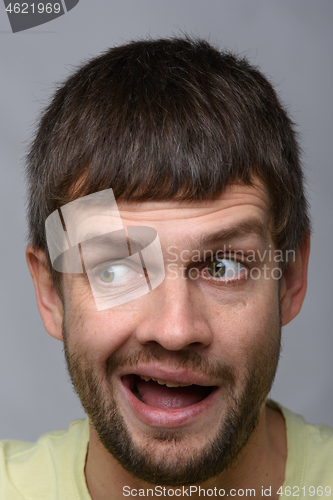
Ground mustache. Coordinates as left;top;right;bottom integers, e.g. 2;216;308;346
106;345;236;386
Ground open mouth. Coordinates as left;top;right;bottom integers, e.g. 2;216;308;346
122;374;215;411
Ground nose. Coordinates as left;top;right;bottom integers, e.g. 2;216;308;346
135;276;213;351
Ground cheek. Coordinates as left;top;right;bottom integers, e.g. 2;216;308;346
205;282;280;366
63;293;142;365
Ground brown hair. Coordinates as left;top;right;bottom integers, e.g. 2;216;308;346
26;37;310;278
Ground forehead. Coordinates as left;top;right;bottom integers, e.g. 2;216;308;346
116;181;271;243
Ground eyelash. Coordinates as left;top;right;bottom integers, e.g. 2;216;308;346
196;255;248;285
91;260;144;286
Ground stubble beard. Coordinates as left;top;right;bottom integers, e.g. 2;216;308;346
63;322;281;486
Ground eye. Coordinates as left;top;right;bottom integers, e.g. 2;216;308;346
99;266;115;283
98;264;141;285
206;258;246;280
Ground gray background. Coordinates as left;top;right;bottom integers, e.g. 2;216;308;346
0;0;332;441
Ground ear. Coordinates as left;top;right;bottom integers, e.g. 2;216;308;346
26;244;64;341
280;233;310;326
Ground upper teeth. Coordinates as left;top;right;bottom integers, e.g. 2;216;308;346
139;375;192;388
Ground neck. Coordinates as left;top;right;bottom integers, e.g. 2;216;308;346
84;404;286;500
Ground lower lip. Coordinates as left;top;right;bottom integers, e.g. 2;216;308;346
119;379;220;428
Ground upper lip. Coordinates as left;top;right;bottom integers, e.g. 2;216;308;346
118;364;219;387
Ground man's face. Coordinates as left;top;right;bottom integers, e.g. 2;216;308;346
61;181;282;485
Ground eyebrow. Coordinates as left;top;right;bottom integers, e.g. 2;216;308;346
80;232;127;246
78;231;152;253
190;218;269;249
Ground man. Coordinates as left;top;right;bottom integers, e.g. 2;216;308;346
1;37;332;499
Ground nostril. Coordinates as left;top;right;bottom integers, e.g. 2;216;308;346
189;341;206;348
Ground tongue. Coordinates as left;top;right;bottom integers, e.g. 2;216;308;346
135;378;208;410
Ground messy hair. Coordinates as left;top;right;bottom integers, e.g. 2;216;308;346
26;37;310;280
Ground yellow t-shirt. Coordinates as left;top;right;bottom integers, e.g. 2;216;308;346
0;402;332;499
0;418;91;500
271;402;333;497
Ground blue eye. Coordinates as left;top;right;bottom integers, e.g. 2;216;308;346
98;264;140;284
99;267;115;283
207;259;246;279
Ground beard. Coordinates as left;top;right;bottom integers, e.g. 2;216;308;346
63;320;281;486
